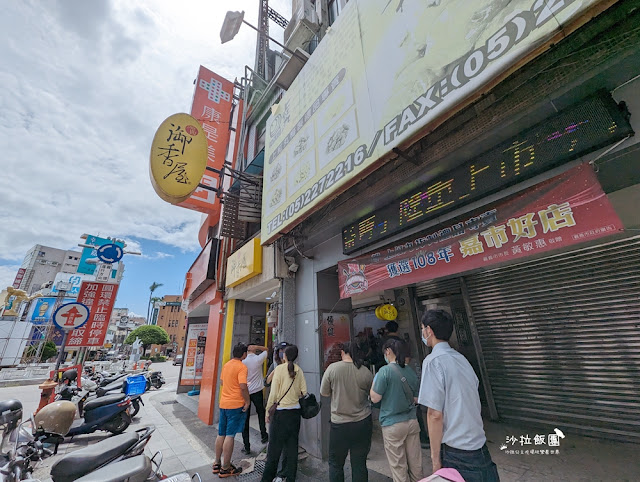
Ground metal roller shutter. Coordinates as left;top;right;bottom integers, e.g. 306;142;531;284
465;236;640;442
415;277;461;298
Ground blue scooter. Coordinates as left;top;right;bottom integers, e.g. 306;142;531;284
66;392;132;437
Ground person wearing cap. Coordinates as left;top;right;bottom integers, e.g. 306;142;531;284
266;342;290;386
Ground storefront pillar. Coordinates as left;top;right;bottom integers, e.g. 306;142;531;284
197;293;225;425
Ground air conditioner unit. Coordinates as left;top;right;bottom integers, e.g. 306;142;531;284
284;0;320;53
350;290;396;309
351;294;384;309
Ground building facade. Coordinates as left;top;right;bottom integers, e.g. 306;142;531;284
165;0;640;455
151;295;188;357
14;244;82;295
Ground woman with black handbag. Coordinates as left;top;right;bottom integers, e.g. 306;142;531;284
262;345;307;482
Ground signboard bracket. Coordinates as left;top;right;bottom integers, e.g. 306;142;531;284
197;183;218;193
392;147;420;166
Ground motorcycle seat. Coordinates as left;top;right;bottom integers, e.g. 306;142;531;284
50;432;139;482
83;393;126;411
96;380;125;397
74;454;152;482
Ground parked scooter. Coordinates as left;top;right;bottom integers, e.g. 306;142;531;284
145;371;165;390
60;370;144;419
1;399;200;482
41;396;131;438
0;399;46;482
47;429;155;482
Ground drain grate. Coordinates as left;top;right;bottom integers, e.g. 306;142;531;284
160;400;178;405
237;460;265;480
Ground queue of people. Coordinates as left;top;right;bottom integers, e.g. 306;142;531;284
212;309;498;482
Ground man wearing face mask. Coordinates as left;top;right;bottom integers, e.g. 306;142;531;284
418;310;499;481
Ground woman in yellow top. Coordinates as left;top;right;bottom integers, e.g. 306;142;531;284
262;345;307;482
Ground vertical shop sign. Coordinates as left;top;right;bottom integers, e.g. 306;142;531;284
70;282;119;347
321;313;351;370
177;66;234;216
181;323;208;385
339;165;624;298
12;268;26;289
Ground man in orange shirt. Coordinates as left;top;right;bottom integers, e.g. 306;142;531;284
213;343;250;477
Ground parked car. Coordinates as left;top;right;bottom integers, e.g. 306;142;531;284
173;354;183;366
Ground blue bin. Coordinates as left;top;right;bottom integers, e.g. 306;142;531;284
125;374;147;396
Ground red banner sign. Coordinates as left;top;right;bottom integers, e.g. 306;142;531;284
177;66;234;217
322;313;351;370
70;282;119;347
339;165;624;298
12;268;25;289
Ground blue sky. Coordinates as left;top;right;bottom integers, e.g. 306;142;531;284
0;0;291;317
114;237;198;317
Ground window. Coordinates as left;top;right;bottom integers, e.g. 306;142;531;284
328;0;342;25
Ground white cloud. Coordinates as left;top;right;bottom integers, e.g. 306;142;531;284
0;0;292;262
141;252;175;260
0;265;21;292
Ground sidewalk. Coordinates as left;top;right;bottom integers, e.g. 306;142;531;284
151;390;392;482
161;390;640;482
30;383;640;481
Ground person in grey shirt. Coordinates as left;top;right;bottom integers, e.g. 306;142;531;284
418;309;499;482
321;342;373;482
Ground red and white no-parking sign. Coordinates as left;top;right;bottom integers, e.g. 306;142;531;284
53;302;90;330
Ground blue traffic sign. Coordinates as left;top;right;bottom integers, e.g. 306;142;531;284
53;302;90;330
96;243;124;263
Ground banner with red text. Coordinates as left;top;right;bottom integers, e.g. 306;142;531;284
321;313;351;370
339;165;623;298
69;282;119;347
177;66;234;216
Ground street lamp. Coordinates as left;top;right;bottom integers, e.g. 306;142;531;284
220;10;308;64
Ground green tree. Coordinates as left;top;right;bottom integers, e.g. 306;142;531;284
146;282;163;323
125;325;170;356
25;341;57;362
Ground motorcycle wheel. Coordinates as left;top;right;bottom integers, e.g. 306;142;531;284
145;379;151;391
105;412;130;434
131;399;141;417
154;381;163;390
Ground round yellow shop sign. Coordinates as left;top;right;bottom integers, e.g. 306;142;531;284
378;304;398;321
150;113;208;204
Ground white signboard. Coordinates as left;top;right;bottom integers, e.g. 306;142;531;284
95;263;114;282
50;272;95;296
181;323;208;385
262;0;603;243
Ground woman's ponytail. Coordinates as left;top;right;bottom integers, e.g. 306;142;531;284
284;345;299;379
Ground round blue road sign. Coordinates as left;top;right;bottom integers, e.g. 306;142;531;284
96;243;124;264
53;302;90;330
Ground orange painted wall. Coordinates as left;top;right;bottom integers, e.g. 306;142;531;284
197;293;225;425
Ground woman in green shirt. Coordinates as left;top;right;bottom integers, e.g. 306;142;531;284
370;339;422;482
